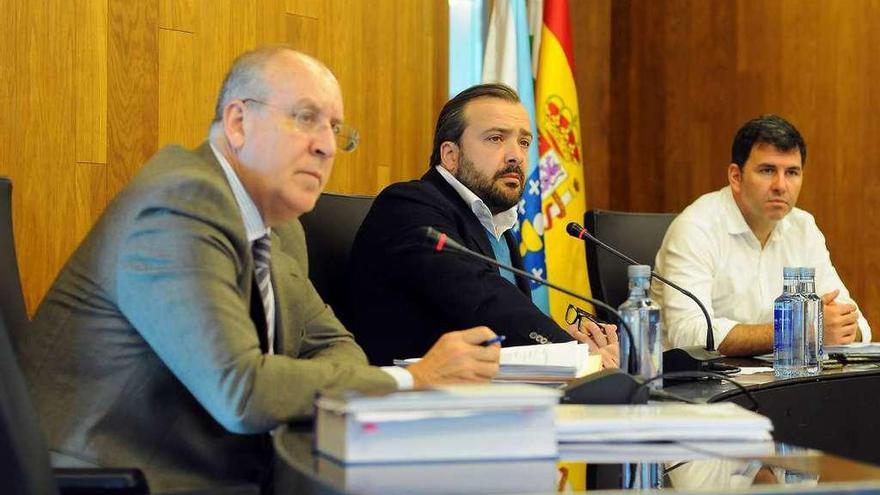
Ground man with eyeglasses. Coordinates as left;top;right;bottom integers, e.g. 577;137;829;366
18;46;501;492
347;83;620;369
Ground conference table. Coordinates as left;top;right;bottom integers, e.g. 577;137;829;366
271;362;880;494
666;360;880;466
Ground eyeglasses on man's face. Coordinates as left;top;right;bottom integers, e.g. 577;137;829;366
241;98;359;153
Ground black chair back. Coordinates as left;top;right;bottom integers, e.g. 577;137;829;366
0;314;58;495
0;177;29;341
299;192;374;325
584;209;676;320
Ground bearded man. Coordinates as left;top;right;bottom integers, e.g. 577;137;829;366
347;83;619;367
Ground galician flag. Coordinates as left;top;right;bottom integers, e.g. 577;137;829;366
535;0;592;321
482;0;550;314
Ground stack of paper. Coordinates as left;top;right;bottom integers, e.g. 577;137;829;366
315;384;560;464
556;403;773;443
496;341;591;380
559;440;776;463
397;341;593;382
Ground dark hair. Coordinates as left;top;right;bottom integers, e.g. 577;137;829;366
731;115;807;168
429;83;521;168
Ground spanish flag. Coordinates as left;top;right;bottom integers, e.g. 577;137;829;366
535;0;592;321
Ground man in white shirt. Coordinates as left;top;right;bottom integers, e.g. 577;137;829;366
653;115;870;356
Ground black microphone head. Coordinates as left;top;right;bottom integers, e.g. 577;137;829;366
422;226;466;253
566;222;585;238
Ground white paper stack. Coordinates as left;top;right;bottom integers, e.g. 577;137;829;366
315;384;561;464
556;403;773;443
396;341;590;382
559;440;777;463
495;341;590;380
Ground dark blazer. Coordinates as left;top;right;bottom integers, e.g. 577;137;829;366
17;143;396;492
347;168;570;365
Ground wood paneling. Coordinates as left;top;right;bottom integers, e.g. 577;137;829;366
569;0;611;210
159;0;195;32
74;0;108;164
0;0;448;314
0;0;79;316
572;0;880;336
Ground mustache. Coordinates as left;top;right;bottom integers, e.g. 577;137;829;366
493;165;524;183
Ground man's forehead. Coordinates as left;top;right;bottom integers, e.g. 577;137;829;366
464;98;530;132
265;54;344;114
748;142;802;167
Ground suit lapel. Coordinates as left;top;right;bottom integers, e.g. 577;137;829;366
270;231;305;357
196;142;296;355
422;168;493;257
196;142;275;352
504;231;531;296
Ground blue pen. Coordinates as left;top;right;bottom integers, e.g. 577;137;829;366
481;335;506;346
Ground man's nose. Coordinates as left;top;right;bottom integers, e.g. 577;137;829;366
310;125;337;159
505;142;526;168
771;170;788;192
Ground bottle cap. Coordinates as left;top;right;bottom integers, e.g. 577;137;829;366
628;265;652;279
799;267;815;278
783;267;799;279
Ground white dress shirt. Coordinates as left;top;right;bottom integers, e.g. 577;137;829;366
435;166;518;240
210;144;412;388
652;186;871;349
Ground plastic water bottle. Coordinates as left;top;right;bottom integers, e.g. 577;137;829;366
799;267;823;375
618;265;663;389
776;443;820;485
774;267;807;378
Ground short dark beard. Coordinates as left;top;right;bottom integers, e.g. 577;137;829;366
454;151;524;214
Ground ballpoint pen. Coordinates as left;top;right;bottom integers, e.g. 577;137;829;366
481;335;506;346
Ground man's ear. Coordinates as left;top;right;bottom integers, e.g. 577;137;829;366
728;163;743;193
223;100;248;151
439;141;460;173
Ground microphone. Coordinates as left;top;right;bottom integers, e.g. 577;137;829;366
424;227;649;404
565;222;722;373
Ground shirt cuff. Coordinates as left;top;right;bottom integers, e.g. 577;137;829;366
858;317;872;343
380;366;414;390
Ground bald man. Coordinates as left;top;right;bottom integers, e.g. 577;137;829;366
18;46;500;491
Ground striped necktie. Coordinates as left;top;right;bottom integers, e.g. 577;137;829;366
253;234;275;354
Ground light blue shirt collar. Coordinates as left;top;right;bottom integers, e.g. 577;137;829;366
210;143;270;242
435;166;518;240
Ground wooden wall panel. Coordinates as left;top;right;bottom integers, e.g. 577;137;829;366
107;0;160;192
159;0;195;32
74;0;108;164
1;0;448;313
572;0;880;336
0;0;79;315
569;0;611;210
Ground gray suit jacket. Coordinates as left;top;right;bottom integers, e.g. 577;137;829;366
18;143;396;491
